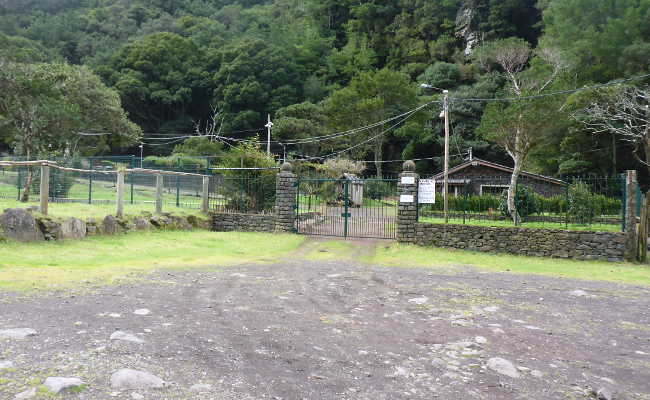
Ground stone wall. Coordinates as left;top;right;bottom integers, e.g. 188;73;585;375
212;212;275;232
414;222;626;261
0;208;211;242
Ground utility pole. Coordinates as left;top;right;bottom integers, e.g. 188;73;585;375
443;90;450;224
265;114;273;155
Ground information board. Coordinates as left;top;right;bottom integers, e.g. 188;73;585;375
418;179;436;204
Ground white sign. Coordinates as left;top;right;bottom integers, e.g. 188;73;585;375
418;179;436;204
400;176;415;185
400;194;414;203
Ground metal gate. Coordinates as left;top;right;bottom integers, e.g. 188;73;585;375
295;177;397;239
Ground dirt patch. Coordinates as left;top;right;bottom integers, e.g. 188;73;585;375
1;239;649;399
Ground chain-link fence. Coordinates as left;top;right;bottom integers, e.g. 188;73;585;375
418;175;625;232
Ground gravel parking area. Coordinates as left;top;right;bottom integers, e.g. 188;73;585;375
1;239;649;399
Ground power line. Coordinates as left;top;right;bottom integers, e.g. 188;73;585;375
293;101;434;161
450;72;650;103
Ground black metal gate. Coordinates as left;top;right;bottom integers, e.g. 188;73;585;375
295;177;397;239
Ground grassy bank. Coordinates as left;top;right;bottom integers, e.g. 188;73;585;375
419;216;622;233
369;244;650;286
0;198;203;219
0;231;305;291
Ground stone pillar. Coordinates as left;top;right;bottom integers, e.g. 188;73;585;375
275;162;297;232
624;170;638;262
397;160;419;244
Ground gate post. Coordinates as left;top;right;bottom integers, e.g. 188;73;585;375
275;162;297;232
624;170;638;262
397;160;419;244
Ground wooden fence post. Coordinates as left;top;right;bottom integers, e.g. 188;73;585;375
39;163;49;215
116;169;125;218
155;173;163;214
638;190;650;263
624;170;638;262
201;176;210;214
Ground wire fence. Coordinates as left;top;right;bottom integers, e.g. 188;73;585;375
0;157;277;217
418;175;626;232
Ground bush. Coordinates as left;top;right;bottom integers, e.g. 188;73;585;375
365;180;392;200
568;181;597;224
498;185;539;221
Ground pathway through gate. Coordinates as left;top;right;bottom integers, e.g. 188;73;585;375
295;177;397;239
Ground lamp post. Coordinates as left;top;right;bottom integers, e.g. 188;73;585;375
420;84;450;223
139;143;144;168
265;114;274;155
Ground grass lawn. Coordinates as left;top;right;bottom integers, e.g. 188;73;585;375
0;198;204;219
0;231;305;291
419;216;622;233
370;243;650;286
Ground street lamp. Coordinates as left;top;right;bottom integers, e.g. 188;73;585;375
420;83;450;223
139;143;143;168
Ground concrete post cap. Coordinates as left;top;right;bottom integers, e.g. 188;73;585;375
402;160;415;172
280;162;293;172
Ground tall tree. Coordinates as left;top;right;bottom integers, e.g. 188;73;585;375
0;61;141;200
325;69;420;177
476;38;568;224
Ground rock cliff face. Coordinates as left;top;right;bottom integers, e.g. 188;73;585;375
455;0;480;56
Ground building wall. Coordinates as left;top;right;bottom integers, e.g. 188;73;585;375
414;222;625;261
440;164;565;197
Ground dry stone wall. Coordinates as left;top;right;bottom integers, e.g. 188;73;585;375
414;223;626;262
212;213;275;232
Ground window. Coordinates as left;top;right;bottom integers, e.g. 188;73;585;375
480;185;509;196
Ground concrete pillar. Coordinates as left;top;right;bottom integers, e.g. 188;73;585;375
625;170;638;262
39;163;49;215
275;162;297;232
397;160;419;244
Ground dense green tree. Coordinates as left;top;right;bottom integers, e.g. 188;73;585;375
0;62;140;200
99;32;210;133
542;0;650;82
325;69;421;177
212;39;304;131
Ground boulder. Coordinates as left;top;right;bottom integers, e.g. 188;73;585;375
60;218;86;239
110;369;166;390
43;377;84;394
110;331;145;344
133;217;151;231
103;215;122;235
0;208;44;242
36;217;62;241
0;328;37;340
487;357;520;378
170;215;192;230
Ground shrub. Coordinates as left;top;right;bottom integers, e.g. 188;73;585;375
365;180;392;200
498;185;539;221
568;181;597;224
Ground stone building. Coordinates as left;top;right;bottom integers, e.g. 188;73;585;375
432;158;566;197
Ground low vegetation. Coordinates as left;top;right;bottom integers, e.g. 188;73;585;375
0;231;305;291
371;244;650;286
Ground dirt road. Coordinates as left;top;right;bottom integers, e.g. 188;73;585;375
1;239;649;399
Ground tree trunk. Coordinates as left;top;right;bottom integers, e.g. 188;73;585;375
20;166;33;202
508;156;523;226
19;142;33;202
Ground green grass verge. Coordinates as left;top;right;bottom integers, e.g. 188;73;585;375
419;216;622;232
369;243;650;286
0;231;305;291
0;198;204;219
